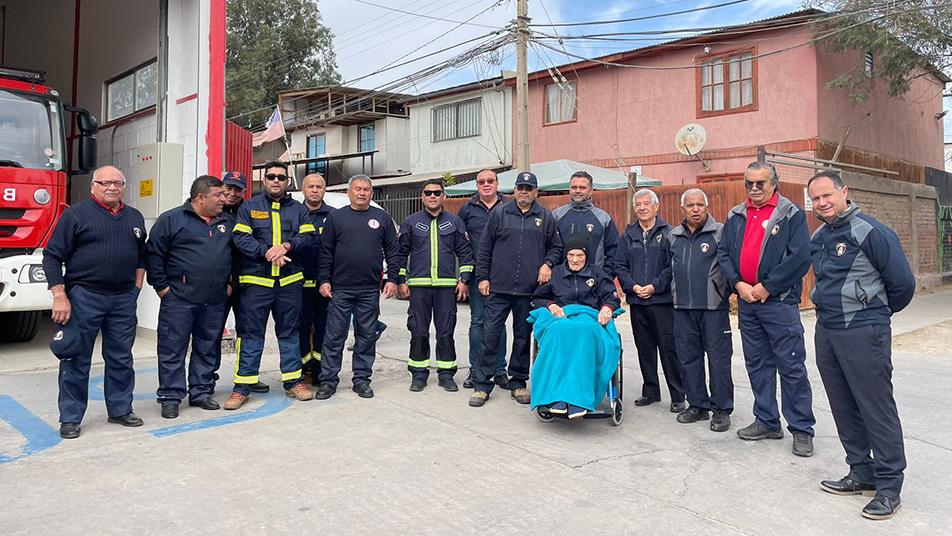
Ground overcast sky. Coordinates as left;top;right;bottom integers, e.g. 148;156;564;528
318;0;951;143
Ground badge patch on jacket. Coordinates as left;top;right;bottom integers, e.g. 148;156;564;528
586;223;594;233
368;218;380;229
415;222;429;232
217;224;226;233
700;243;710;253
771;224;780;236
133;227;142;239
656;233;662;243
438;221;453;231
586;278;595;287
250;210;269;219
534;218;542;227
836;242;847;256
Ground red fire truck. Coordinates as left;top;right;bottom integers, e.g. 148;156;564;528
0;66;98;342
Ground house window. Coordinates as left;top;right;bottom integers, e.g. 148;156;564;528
105;61;158;123
865;52;873;78
306;134;326;175
698;50;755;116
359;124;375;152
544;81;576;124
431;98;481;142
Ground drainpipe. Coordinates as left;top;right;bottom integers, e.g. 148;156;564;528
156;0;169;142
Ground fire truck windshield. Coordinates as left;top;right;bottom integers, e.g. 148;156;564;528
0;88;65;172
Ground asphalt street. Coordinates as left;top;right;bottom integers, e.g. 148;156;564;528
1;290;951;535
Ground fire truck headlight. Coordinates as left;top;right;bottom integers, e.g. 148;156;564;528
34;188;51;205
28;265;47;283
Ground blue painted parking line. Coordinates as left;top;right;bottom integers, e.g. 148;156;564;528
148;390;293;438
0;394;62;466
88;367;158;401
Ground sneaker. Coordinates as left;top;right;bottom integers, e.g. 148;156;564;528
710;411;731;432
438;378;459;392
567;405;588;419
549;402;568;415
409;379;427;392
862;494;901;520
286;383;314;401
676;406;710;424
511;388;530;405
469;391;489;407
736;422;784;440
792;431;815;457
224;393;249;410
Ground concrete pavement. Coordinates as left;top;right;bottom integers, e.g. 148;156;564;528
1;290;951;534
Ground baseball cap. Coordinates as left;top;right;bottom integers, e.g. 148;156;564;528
50;320;87;361
222;171;247;190
514;172;538;188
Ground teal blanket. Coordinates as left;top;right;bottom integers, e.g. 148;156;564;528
528;305;623;411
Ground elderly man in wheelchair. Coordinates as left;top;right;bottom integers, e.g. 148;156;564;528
529;233;624;422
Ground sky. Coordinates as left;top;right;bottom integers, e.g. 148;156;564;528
318;0;952;144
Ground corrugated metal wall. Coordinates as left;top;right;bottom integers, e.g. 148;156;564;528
224;120;253;198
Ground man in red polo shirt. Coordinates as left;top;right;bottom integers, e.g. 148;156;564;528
717;161;816;458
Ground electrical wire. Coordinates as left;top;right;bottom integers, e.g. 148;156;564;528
528;0;753;28
351;0;500;28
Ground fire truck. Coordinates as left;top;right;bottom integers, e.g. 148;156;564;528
0;66;98;342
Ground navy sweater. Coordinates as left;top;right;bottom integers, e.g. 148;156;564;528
318;205;400;290
42;198;147;294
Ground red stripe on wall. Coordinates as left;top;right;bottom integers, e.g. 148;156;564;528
205;0;226;176
176;93;198;105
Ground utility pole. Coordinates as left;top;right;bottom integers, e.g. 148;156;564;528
515;0;530;172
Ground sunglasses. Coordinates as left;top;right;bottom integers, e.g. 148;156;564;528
476;179;496;185
745;180;768;190
422;190;444;197
265;173;289;182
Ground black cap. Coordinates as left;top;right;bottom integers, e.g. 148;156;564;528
50;320;86;361
514;171;538;188
222;171;247;190
565;233;589;256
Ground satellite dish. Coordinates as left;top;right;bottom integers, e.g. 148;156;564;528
675;123;707;156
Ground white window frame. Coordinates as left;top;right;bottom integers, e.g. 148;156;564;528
104;60;158;123
431;97;482;142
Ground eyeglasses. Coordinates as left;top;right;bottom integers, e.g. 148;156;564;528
92;180;125;188
745;180;768;190
476;179;495;185
265;173;289;182
422;190;443;197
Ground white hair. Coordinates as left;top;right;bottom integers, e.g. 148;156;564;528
633;189;659;206
91;165;124;183
348;174;372;188
680;188;708;206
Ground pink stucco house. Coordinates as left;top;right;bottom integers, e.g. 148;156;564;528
518;10;949;185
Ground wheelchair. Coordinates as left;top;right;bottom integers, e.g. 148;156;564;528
529;331;624;426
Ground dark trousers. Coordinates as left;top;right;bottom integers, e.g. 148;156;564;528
233;282;304;396
58;285;139;424
156;292;225;405
468;288;507;376
673;309;734;413
320;288;380;388
474;293;531;393
407;286;458;381
816;323;905;499
738;299;815;435
630;303;684;402
300;285;331;382
213;289;241;381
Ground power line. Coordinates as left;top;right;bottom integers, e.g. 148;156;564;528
351;0;500;28
528;0;753;28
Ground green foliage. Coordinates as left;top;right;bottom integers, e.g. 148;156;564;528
811;1;951;104
442;172;456;186
226;0;341;128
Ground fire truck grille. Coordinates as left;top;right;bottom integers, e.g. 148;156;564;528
0;208;26;220
0;226;16;237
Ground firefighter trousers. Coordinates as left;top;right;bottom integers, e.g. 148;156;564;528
406;286;458;381
233;282;304;395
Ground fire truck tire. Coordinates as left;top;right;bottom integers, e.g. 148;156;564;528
0;311;41;343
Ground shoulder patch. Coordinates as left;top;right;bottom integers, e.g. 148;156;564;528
250;210;269;219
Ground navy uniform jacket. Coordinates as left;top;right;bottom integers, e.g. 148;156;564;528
232;192;315;287
810;202;915;329
614;217;673;306
475;200;562;296
531;263;621;311
717;194;811;304
457;192;506;254
396;209;474;287
667;216;730;311
300;202;336;286
145;202;235;305
551;199;620;277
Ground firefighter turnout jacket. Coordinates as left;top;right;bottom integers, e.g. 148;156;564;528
232;192;316;287
397;209;474;287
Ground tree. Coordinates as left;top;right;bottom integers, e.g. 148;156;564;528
811;1;952;104
226;0;341;128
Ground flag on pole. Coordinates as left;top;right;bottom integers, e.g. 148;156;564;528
252;106;286;147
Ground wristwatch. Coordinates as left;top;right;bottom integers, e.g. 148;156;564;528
282;242;291;251
543;260;554;268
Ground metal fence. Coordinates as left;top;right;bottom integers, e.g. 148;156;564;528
939;205;952;274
